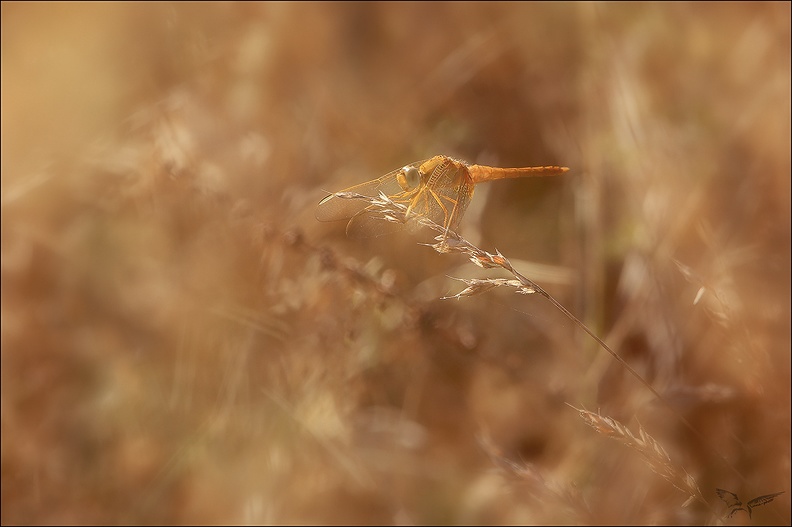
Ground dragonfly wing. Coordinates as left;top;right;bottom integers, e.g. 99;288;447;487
448;179;473;231
420;157;473;232
316;171;403;223
345;207;406;239
317;159;434;238
315;159;431;223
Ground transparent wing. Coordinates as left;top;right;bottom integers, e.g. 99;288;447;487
344;207;406;239
417;157;473;232
316;170;403;223
315;159;430;224
345;155;475;236
318;158;480;239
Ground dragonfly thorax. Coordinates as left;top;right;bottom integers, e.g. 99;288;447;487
397;166;422;191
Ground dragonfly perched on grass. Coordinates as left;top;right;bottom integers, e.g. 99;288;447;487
316;155;569;238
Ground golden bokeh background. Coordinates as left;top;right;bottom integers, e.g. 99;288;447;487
2;3;789;524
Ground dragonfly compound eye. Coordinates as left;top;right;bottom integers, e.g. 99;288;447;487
397;166;421;191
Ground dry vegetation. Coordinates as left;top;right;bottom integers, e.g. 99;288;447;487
2;2;790;525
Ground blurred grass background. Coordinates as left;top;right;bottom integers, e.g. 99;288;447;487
1;2;789;524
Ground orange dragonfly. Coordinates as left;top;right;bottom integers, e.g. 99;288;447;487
316;155;569;238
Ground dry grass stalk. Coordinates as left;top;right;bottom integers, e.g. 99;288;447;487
328;190;750;507
566;404;707;508
329;191;678;407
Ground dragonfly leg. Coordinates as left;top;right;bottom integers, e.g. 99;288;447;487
426;189;461;242
404;187;429;220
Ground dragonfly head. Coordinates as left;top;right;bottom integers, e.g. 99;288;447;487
397;165;422;191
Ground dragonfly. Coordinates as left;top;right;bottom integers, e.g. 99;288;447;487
316;155;569;238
